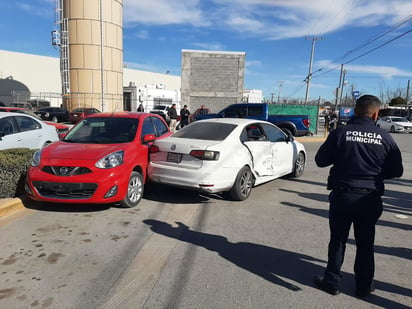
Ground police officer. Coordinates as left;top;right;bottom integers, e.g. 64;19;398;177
313;95;403;297
180;105;191;128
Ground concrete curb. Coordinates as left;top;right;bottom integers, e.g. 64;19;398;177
0;198;25;218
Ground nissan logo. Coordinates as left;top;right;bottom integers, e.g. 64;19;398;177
60;167;70;175
171;144;176;151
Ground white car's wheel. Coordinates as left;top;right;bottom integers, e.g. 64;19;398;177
390;126;395;133
292;152;305;178
120;171;144;208
229;166;254;201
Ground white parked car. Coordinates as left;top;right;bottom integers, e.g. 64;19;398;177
148;118;306;201
149;105;172;124
0;112;59;150
376;116;412;133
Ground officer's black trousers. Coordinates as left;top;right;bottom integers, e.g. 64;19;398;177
324;189;383;290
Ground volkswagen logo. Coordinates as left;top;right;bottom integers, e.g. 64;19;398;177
59;167;70;175
171;144;176;151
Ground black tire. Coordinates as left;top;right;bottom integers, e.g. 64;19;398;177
229;166;254;201
51;116;58;123
390;126;395;133
292;152;305;178
120;171;144;208
376;124;380;128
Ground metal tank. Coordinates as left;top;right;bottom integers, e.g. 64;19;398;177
62;0;123;112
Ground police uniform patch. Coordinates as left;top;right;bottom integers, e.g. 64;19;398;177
345;131;382;145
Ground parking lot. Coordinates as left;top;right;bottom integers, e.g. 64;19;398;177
0;133;411;309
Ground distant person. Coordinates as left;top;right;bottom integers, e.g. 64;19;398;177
324;112;330;137
137;103;144;112
329;112;337;132
180;105;191;128
313;95;403;297
168;104;178;132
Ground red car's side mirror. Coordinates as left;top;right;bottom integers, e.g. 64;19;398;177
142;134;156;144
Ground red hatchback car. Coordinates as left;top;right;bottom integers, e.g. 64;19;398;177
25;112;171;207
69;107;101;124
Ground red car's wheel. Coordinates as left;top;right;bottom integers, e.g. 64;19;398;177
120;171;144;208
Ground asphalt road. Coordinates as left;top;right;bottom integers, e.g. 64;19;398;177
0;133;411;309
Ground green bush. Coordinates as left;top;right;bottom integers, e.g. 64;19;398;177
0;148;36;198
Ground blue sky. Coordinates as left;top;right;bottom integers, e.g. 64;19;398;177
0;0;411;103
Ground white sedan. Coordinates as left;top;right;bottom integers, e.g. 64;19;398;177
376;116;412;133
0;112;59;150
148;118;306;201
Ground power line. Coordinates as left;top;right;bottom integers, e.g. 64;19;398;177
284;82;307;101
308;15;412;80
343;29;412;65
342;14;412;60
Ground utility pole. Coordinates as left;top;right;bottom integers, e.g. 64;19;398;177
335;64;345;110
406;79;410;117
338;68;347;106
304;36;322;105
277;81;283;104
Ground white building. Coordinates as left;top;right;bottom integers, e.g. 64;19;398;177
0;49;181;110
243;89;263;103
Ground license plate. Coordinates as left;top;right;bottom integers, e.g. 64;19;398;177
167;152;182;163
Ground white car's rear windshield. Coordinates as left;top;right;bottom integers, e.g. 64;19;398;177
173;122;237;141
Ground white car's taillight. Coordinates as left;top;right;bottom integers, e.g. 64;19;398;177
189;150;220;160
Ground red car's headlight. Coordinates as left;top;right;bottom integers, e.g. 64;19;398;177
31;150;42;166
95;151;124;169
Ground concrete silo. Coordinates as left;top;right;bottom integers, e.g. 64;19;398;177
61;0;123;112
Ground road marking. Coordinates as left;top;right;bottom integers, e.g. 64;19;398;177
101;203;199;309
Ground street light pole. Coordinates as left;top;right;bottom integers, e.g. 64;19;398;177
304;36;322;105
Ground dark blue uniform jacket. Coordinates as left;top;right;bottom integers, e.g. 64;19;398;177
315;116;403;195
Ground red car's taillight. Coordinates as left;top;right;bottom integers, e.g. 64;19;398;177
303;118;310;128
189;150;220;160
150;145;160;153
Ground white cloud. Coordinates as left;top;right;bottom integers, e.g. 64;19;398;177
346;64;412;78
315;59;412;78
123;0;208;27
123;0;412;40
192;42;226;50
246;60;263;68
17;3;53;18
135;30;149;39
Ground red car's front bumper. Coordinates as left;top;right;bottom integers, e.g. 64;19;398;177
26;159;134;204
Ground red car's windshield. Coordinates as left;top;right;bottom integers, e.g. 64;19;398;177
64;117;138;144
